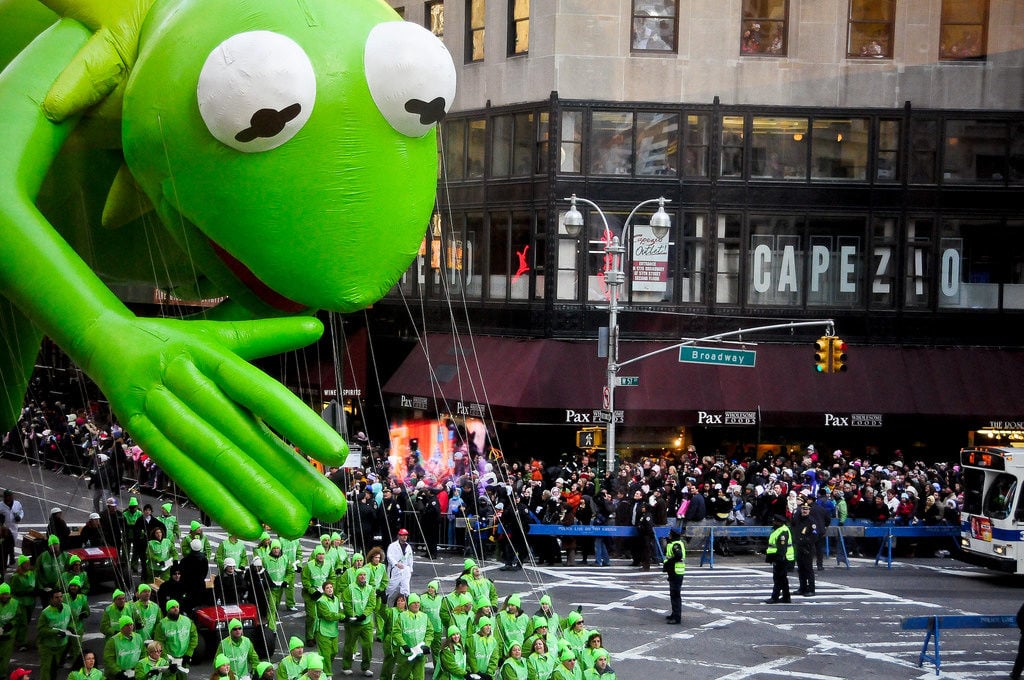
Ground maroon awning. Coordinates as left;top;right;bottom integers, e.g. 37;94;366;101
382;334;1024;427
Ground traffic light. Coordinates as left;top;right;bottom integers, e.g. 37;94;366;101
576;427;606;449
814;336;830;373
830;337;848;373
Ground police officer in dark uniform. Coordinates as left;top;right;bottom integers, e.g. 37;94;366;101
764;514;794;604
791;501;818;596
663;529;685;624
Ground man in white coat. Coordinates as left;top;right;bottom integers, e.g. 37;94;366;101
385;528;414;605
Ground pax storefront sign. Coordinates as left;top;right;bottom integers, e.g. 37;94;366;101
400;394;430;410
564;409;623;424
456;401;486;417
697;410;758;426
824;413;883;427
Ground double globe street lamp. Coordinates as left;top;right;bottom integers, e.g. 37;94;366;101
562;194;672;473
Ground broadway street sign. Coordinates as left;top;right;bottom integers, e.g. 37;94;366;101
678;346;756;367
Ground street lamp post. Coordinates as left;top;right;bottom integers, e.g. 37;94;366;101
563;194;671;474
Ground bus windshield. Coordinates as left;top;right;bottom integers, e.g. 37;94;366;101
983;473;1017;520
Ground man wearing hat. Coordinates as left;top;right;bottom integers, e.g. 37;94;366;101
214;558;247;606
385;528;414;605
217;618;259;679
582;648;615;679
276;637;308;680
35;536;69;604
465;615;499;680
419;581;444;660
8;557;35;651
255;661;276;680
764;515;795;604
791;502;818;597
80;513;105;549
396;593;433;680
131;584;162;641
45;508;70;548
65;577;89;664
121;498;143;573
663;528;686;624
340;567;376;676
104;616;144;679
181;521;211;560
158;504;179;549
300;654;326;680
495;594;528;652
101;589;132;638
314;580;343;672
153;599;197;680
0;583;17;677
551;647;580;680
277;533;304;612
301;545;331;645
37;589;71;680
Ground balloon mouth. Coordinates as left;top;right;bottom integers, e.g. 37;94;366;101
209;240;306;313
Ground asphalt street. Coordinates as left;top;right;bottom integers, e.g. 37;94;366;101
4;458;1024;679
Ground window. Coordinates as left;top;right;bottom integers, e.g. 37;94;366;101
943;119;1008;183
589;111;634;176
636;112;679;176
466;0;485;63
443;119;466;180
909;119;938;184
939;219;1024;310
876;119;900;182
720;116;744;177
750;116;807;180
425;1;444;37
559;110;583;173
811;118;868;181
683;114;710;177
490;112;534;177
741;0;788;55
847;0;895;59
904;218;933;309
983;473;1017;520
679;213;706;303
536;112;550;174
467;118;486;178
556;208;581;301
870;217;897;309
631;1;677;52
939;0;988;60
715;215;742;304
508;0;529;55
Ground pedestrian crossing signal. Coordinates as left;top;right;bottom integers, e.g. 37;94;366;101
814;337;830;373
576;427;605;449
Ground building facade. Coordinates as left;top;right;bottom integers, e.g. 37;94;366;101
370;1;1024;465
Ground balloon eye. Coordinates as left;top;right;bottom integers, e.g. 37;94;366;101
198;31;316;152
365;21;456;138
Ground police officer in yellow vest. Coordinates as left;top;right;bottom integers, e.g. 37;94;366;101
764;515;795;603
663;529;685;624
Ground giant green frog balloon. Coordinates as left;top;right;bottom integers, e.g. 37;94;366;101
0;0;456;538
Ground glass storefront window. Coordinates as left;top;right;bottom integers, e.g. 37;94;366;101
491;115;513;178
684;114;709;177
443;119;466;180
636;112;679;175
590;111;635;175
560;110;583;173
465;213;484;297
488;211;510;299
556;209;580;301
870;217;898;309
877;119;900;182
1012;123;1024;184
720;116;745;178
904;218;933;309
716;214;742;304
533;213;547;299
750;116;807;180
939;219;1024;310
680;214;705;303
811;118;868;181
512;113;534;176
510;211;532;300
909;119;938;184
491;112;535;178
537;111;550;175
943;119;1008;183
467;118;486;179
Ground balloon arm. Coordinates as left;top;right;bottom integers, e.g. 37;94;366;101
0;19;349;539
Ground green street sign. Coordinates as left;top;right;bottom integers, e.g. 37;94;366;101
678;346;756;367
616;376;639;386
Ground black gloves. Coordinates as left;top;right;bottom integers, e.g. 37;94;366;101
182;656;191;667
147;669;161;677
376;590;385;600
402;645;412;654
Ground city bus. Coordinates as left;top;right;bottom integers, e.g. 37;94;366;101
957;446;1024;573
